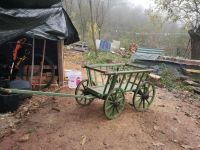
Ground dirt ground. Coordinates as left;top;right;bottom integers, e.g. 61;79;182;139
0;51;200;150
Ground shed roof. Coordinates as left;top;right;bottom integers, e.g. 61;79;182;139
0;0;79;45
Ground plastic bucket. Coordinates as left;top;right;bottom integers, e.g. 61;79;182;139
67;71;81;89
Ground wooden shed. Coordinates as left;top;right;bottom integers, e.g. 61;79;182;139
0;0;79;89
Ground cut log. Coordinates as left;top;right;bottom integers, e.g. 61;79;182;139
149;73;161;80
184;80;200;87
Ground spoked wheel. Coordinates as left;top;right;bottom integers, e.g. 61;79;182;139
104;88;125;120
75;80;95;106
133;81;155;111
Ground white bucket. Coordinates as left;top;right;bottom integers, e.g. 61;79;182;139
64;69;72;78
67;71;82;89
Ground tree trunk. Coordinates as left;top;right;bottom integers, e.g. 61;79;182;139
98;28;101;39
189;29;200;60
89;0;98;56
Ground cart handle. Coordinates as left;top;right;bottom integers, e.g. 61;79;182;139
0;88;95;100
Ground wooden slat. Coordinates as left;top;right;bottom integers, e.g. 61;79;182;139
87;83;137;96
57;40;64;86
106;69;153;75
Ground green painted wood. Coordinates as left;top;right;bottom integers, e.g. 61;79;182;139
0;88;94;99
85;63;124;68
87;83;137;97
124;73;133;90
105;69;153;75
75;80;95;106
103;75;111;95
133;81;156;111
104;88;125;120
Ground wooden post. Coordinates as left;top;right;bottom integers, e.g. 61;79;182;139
39;40;46;90
30;37;35;85
57;40;64;86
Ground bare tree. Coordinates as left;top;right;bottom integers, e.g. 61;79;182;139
154;0;200;59
94;0;111;39
63;0;74;17
77;0;88;41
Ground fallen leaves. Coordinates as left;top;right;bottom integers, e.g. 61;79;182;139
153;125;159;131
152;141;165;146
181;144;200;149
80;135;87;145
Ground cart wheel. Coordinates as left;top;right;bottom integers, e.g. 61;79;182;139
133;81;155;111
104;88;125;120
75;80;95;106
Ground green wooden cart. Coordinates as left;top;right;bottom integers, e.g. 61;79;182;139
75;63;156;119
0;63;156;120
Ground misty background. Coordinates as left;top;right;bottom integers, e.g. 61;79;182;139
63;0;190;57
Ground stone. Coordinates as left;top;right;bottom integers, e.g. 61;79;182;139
18;134;30;142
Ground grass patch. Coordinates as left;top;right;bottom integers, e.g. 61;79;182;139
83;51;129;64
160;64;191;91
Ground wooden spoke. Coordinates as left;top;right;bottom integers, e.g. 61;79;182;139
75;80;94;106
133;81;155;112
138;99;143;108
104;88;125;120
145;99;150;105
143;100;145;108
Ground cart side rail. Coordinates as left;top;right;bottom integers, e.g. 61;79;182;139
84;63;124;68
83;64;154;96
102;71;152;95
105;69;153;75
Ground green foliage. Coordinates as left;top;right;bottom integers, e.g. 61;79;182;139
160;64;190;91
160;64;175;89
83;51;129;64
120;38;131;50
64;0;190;57
154;0;200;29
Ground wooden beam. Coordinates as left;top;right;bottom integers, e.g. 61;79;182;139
57;40;64;86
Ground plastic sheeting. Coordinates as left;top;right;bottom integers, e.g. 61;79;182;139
0;2;79;45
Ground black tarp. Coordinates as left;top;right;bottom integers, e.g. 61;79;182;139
0;0;61;8
0;0;79;45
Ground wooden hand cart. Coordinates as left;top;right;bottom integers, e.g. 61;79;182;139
0;63;156;120
75;63;156;119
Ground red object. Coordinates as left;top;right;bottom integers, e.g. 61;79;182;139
12;38;27;61
76;77;81;86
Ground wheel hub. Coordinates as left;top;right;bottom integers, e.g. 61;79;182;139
83;89;89;95
111;101;120;107
142;93;149;100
